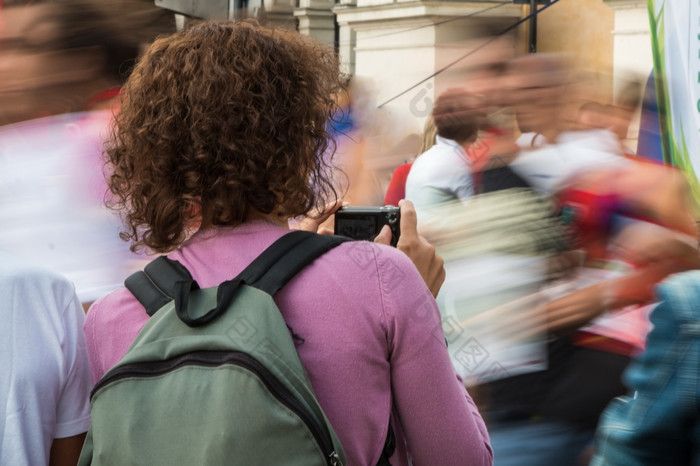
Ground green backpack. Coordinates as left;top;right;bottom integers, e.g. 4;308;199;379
79;231;356;465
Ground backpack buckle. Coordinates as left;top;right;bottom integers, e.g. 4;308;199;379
329;451;344;466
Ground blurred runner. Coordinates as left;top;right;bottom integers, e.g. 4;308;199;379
0;0;174;305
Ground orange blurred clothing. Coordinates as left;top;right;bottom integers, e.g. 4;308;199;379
466;128;518;173
557;160;697;260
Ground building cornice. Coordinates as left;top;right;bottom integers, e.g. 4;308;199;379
334;1;521;26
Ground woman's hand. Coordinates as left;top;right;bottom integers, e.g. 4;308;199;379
375;200;446;297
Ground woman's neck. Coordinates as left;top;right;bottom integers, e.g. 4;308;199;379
245;209;290;228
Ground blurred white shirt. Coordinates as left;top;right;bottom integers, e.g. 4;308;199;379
405;136;474;221
510;129;632;194
0;112;148;303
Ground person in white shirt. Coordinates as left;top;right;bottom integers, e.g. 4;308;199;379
0;250;92;466
405;90;484;219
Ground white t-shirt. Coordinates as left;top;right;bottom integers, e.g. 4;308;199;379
0;250;92;465
405;136;473;220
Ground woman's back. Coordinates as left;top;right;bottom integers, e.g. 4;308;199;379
87;20;491;465
85;222;491;465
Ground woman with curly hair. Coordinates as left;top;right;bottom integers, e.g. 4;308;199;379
84;20;492;465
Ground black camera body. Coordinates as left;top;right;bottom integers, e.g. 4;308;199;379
334;206;401;246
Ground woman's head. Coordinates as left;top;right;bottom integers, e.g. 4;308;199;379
106;21;342;252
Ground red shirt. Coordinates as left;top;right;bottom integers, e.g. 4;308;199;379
383;161;413;206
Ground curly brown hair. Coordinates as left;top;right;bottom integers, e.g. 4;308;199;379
106;20;342;252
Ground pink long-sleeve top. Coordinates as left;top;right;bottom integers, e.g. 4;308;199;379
84;221;492;466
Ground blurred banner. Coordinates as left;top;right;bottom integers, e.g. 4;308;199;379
648;0;700;204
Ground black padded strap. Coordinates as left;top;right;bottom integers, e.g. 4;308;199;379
124;257;196;317
213;232;348;322
204;231;348;326
126;231;349;326
232;230;319;287
242;231;349;295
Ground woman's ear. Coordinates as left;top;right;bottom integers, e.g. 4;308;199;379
184;198;203;232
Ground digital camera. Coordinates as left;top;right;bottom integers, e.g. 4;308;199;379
334;206;401;246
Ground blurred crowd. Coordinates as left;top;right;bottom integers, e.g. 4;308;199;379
1;1;700;465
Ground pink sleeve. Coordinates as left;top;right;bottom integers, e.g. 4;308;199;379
84;298;107;384
374;247;492;466
83;288;150;384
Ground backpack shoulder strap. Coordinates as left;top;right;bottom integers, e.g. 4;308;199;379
124;256;196;317
125;230;349;325
206;232;348;327
240;230;348;295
